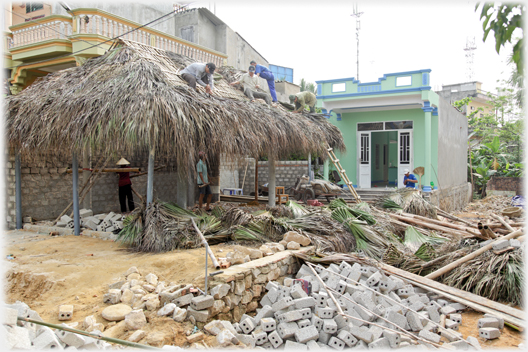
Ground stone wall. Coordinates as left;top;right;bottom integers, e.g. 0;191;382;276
4;150;180;229
427;182;472;213
239;159;309;196
205;248;304;322
486;177;524;195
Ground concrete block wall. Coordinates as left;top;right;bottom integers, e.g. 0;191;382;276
4;150;179;229
428;182;472;213
239;159;309;196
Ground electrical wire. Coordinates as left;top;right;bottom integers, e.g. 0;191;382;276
5;5;187;70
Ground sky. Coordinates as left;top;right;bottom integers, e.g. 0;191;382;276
187;0;520;94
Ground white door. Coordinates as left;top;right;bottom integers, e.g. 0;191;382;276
358;132;371;188
397;131;413;188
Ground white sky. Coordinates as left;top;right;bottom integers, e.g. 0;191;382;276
188;0;520;94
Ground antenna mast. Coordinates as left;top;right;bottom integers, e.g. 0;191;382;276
464;36;477;81
351;4;364;80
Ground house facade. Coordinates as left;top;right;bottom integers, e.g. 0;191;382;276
316;70;471;208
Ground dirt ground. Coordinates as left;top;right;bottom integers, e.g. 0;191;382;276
3;196;525;348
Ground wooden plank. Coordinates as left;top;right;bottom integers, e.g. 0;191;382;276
492;247;514;255
388;272;524;330
378;261;524;322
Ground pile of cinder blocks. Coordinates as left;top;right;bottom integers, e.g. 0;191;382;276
55;210;124;232
3;300;111;350
227;261;485;350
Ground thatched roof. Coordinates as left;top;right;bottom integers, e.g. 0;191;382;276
5;39;344;173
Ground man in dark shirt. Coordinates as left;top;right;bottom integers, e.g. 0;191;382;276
117;158;135;213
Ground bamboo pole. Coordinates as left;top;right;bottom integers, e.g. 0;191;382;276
482;225;497;239
388;213;484;239
130;165;165;178
402;213;482;236
490;213;516;232
425;229;524;280
434;205;475;227
17;317;159;350
191;218;220;269
67;168;141;173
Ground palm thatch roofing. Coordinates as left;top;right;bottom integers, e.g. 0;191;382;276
5;39;345;173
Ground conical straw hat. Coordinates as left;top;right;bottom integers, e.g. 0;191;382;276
116;158;130;165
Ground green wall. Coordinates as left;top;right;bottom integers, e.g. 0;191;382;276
330;108;434;186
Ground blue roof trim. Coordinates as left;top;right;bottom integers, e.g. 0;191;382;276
316;69;431;84
318;86;431;99
336;113;342;121
432;107;438;116
333;103;423;111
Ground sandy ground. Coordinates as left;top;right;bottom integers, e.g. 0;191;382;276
3;195;525;348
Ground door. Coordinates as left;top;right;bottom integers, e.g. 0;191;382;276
358;132;371;188
397;131;413;188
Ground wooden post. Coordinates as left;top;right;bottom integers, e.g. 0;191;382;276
255;158;259;202
146;147;155;205
72;152;80;236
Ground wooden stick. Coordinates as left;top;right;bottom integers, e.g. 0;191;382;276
401;213;482;237
67;168;141;173
425;229;523;280
434;205;475;227
130;165;165;178
388;213;483;239
490;213;515;232
420;247;471;269
191;218;220;269
131;187;144;203
482;225;497;239
241;160;249;191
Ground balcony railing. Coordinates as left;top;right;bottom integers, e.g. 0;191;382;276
7;9;226;68
10;16;72;48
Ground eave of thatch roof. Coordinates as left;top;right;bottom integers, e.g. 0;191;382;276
5;39;345;172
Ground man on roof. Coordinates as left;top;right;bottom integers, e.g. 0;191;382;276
249;60;277;102
229;66;272;105
289;91;317;113
180;62;216;94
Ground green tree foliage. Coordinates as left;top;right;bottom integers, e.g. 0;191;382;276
299;78;317;94
476;3;524;75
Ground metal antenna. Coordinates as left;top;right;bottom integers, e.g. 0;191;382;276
351;4;364;80
464;36;477;81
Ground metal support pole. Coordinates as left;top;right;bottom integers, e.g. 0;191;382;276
268;157;276;207
72;152;80;236
308;153;312;181
15;151;22;229
82;144;91;209
146;147;155;205
204;244;208;295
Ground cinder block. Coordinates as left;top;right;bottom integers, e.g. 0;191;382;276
368;337;390;349
186;308;209;322
294;297;316;310
483;314;504;329
278;310;303;323
4;307;18;326
236;334;256;348
328;336;346;350
56;329;85;348
190;295;214;311
445;318;459;330
295;325;319;344
337;330;358;347
58;305;73;321
291;284;308;299
32;327;64;350
326;274;340;290
285;340;308;350
382;330;400;348
315;307;335;319
406;311;424;332
479;327;500;340
272;297;294;311
298;319;311;329
492;239;509;251
261;318;276;332
440;305;457;316
349;326;373;343
440;328;462;342
268;330;283;348
368;325;383;340
254;305;274;322
449;313;462;325
425;305;440;324
252;330;268;345
277;322;298;339
240;317;256;334
311;315;323;330
384;310;408;331
335;280;347;294
437;299;449;307
299;307;312;320
318;331;332;344
322;319;337;334
418;329;441;343
366;271;382;287
478;317;500;329
466;336;482;350
175;293;193;307
79;209;93;218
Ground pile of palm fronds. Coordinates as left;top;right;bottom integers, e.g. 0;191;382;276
442;248;524;307
375;188;436;218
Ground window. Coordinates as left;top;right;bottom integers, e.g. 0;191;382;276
385;121;413;130
26;2;43;13
396;76;412;86
358;122;383;131
180;26;194;43
332;83;346;92
360;134;369;164
399;132;411;165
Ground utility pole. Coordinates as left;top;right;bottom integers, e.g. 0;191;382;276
351;4;364;80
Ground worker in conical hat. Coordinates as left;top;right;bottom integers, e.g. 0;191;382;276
117;158;135;213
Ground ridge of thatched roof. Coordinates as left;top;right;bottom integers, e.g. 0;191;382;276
5;39;345;173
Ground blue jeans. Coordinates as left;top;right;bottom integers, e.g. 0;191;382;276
259;71;277;102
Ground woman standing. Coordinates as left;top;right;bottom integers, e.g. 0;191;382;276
117;158;135;213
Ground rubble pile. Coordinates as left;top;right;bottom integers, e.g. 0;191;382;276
220;261;504;350
55;209;124;232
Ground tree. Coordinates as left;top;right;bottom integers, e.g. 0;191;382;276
476;3;524;75
299;78;317;94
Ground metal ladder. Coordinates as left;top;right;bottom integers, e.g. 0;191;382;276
327;146;362;203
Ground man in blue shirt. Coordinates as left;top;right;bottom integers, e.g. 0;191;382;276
403;169;418;188
250;60;278;102
197;151;212;211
